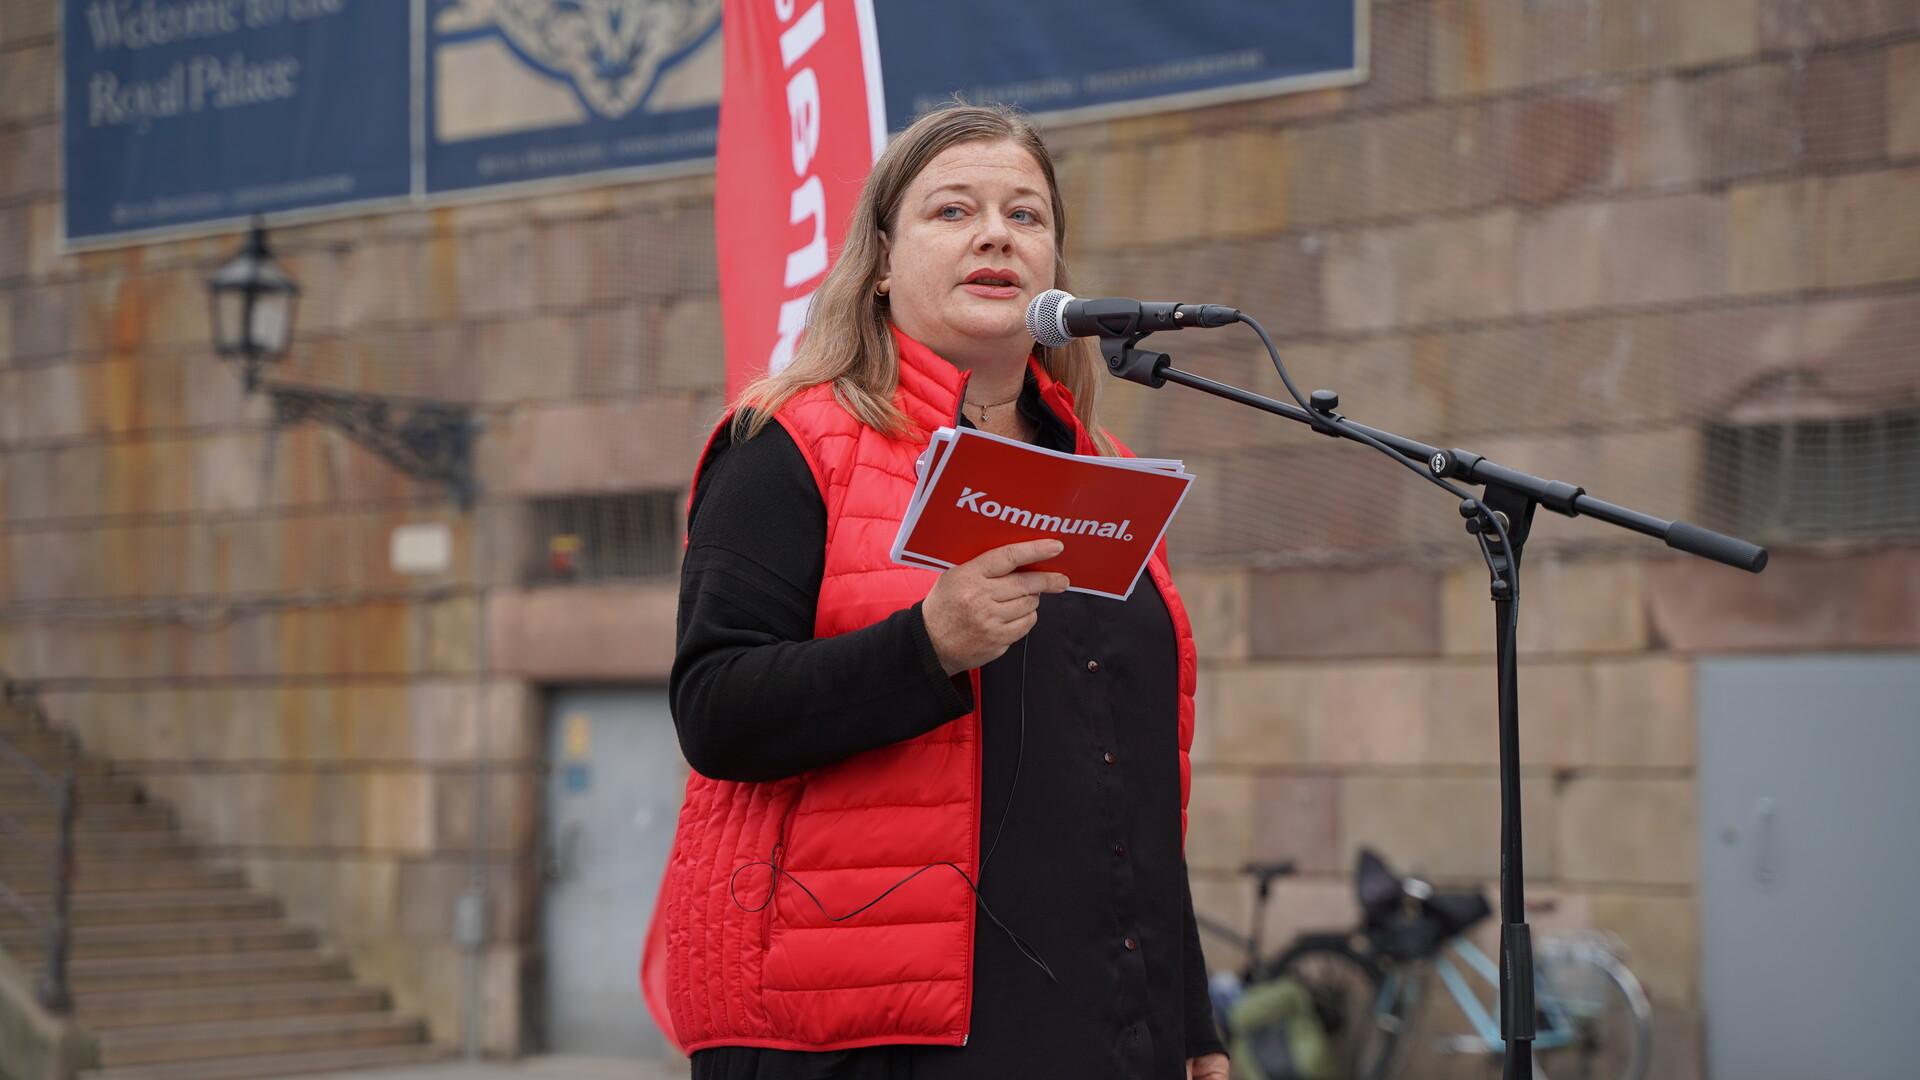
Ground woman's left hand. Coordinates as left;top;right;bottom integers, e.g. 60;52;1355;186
1188;1052;1230;1079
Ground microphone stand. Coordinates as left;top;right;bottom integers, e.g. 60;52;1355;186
1097;329;1766;1080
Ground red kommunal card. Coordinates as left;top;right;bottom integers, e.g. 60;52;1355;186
890;428;1194;599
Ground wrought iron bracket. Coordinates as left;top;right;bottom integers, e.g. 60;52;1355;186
266;382;481;508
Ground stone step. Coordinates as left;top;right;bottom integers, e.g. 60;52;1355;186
0;730;72;756
0;750;112;775
0;774;143;803
0;889;279;931
69;829;195;850
78;980;388;1029
79;1042;446;1080
0;801;172;829
5;863;248;894
0;852;204;882
34;949;349;993
0;831;201;863
2;918;316;961
96;1012;427;1068
3;813;177;838
4;815;177;842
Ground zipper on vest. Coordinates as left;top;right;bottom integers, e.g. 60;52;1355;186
963;668;984;1054
759;866;776;950
764;788;803;949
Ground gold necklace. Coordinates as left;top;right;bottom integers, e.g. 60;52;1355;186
964;390;1022;425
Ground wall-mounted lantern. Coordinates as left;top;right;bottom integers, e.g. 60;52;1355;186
207;219;478;508
207;220;300;393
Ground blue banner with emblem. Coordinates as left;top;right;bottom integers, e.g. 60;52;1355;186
62;0;1363;246
423;0;724;194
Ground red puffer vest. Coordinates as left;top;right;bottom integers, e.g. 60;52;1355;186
643;328;1197;1053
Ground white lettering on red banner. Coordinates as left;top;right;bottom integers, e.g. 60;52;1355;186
715;0;886;397
772;2;824;372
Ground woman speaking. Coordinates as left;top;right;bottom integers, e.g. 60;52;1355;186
654;103;1229;1080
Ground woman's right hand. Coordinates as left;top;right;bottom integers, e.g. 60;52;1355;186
922;539;1071;675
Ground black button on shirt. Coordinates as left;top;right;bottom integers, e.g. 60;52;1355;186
675;386;1224;1080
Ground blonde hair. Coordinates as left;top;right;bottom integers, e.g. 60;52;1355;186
731;103;1115;455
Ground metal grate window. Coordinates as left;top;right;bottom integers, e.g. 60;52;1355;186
524;491;684;585
1703;408;1920;543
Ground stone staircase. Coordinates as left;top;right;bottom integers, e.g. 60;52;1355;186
0;700;446;1079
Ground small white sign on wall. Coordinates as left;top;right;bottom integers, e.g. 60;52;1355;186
390;523;453;575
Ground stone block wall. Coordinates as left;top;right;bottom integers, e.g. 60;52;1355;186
2;0;1916;1067
0;0;725;1052
1046;0;1920;568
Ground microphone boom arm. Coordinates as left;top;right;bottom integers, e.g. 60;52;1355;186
1098;332;1767;570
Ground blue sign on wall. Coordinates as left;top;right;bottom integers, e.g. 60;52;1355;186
63;0;413;244
62;1;1363;246
879;0;1364;127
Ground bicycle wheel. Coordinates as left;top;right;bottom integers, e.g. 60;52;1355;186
1531;942;1653;1080
1270;938;1401;1080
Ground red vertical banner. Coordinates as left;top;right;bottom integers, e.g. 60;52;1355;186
717;0;888;399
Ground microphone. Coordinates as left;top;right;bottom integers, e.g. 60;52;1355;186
1025;289;1240;348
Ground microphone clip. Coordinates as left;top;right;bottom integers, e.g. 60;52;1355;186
1100;333;1172;388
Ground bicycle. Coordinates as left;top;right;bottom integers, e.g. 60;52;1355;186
1197;850;1652;1080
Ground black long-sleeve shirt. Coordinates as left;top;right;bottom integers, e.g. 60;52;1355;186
671;387;1225;1079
